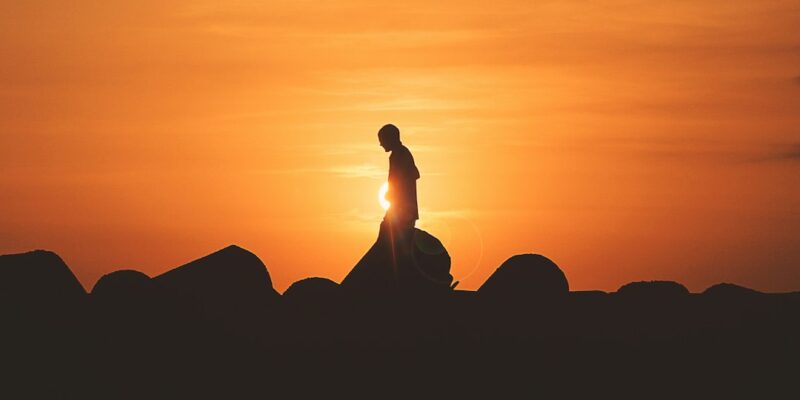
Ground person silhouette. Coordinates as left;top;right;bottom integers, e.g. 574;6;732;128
377;124;420;283
378;123;420;230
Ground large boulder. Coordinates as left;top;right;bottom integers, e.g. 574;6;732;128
92;269;153;300
612;281;691;310
283;277;341;308
701;283;769;312
702;283;763;298
281;278;343;341
616;280;689;297
153;245;279;320
90;270;158;348
478;254;569;302
412;229;453;287
342;224;452;294
0;250;86;309
91;270;157;319
0;251;87;396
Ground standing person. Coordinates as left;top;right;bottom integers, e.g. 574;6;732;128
378;124;420;283
378;123;420;230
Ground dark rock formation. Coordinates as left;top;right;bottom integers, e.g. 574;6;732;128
477;254;568;302
1;251;87;397
0;250;86;309
153;245;279;321
1;245;800;396
92;269;153;300
702;282;763;298
283;277;341;308
569;290;609;302
90;270;157;323
341;224;452;294
701;283;771;322
615;280;690;300
412;229;453;287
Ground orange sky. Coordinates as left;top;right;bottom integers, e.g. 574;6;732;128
2;1;799;293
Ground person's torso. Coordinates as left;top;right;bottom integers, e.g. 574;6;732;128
388;145;420;219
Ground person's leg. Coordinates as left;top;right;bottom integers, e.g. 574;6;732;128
392;219;417;287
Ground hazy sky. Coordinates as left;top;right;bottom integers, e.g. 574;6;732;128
2;0;799;292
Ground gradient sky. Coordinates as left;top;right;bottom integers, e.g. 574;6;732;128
2;0;799;293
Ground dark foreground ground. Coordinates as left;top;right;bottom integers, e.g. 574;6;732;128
2;246;798;398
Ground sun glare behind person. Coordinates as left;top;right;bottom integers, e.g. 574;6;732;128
379;182;391;211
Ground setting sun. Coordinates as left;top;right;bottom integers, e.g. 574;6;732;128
379;182;391;211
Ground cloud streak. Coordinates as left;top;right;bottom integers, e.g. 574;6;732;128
775;143;800;161
504;137;800;164
293;143;443;156
255;164;385;179
744;143;800;163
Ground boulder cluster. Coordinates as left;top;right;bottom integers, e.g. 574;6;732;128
1;233;798;397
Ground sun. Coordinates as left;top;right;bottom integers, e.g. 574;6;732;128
379;182;391;210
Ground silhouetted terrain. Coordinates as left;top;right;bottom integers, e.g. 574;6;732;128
2;240;798;398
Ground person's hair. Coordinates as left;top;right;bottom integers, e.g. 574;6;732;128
378;124;401;144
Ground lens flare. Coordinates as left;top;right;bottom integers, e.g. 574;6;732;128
379;182;390;210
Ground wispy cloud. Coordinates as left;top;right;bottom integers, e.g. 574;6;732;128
327;164;385;179
739;143;800;163
283;142;443;155
769;143;800;161
254;164;385;179
258;164;446;179
420;208;478;220
503;137;800;164
786;144;800;160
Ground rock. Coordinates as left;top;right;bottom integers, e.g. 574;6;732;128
478;254;569;302
90;270;159;341
0;250;86;309
153;245;279;320
702;283;763;298
0;251;87;395
615;280;689;301
702;283;770;312
341;224;452;294
91;269;157;320
412;229;453;288
570;290;609;301
281;277;342;341
283;277;341;308
92;269;153;300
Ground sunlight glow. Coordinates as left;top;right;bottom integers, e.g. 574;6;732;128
379;182;391;210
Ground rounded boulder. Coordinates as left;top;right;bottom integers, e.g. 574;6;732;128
478;254;569;302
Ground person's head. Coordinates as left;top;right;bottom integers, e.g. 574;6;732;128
378;124;401;152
